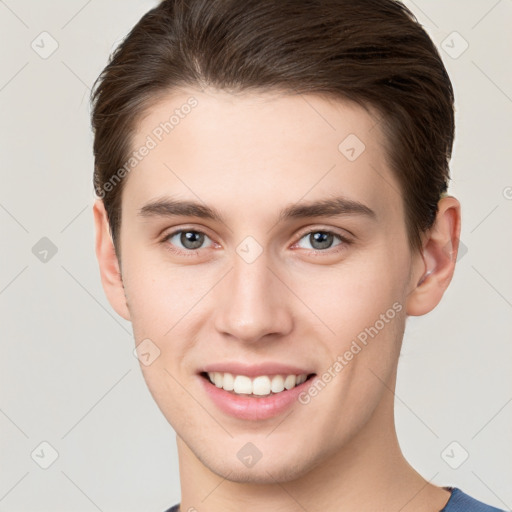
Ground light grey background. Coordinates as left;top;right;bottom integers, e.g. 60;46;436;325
0;1;511;511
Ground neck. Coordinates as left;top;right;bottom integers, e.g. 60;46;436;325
175;367;451;512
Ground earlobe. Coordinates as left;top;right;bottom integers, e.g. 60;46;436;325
406;196;462;316
92;199;131;321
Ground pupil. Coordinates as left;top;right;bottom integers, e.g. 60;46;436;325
182;231;203;249
311;232;332;250
178;231;333;251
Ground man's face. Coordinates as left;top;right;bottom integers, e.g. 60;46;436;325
117;89;420;482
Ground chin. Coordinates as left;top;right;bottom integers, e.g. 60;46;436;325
196;445;320;485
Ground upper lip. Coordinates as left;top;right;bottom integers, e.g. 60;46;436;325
199;362;315;378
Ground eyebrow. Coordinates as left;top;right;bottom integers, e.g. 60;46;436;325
138;196;377;223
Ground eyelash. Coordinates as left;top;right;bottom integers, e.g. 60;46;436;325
160;227;352;257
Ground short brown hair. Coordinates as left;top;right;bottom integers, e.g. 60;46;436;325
90;0;454;256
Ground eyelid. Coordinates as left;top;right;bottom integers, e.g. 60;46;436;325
161;224;215;241
160;224;353;256
290;227;352;254
161;226;217;254
293;225;353;242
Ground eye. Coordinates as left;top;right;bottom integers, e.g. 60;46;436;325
161;227;351;257
163;229;214;255
294;229;349;252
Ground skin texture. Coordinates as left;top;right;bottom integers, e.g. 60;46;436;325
94;88;461;511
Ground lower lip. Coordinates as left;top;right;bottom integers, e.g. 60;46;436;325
198;374;315;421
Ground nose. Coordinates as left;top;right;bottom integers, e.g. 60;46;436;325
213;249;294;344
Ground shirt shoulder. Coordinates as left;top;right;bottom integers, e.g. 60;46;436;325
441;487;507;512
162;505;180;512
162;490;509;512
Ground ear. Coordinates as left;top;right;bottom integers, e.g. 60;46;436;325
406;196;462;316
92;199;131;321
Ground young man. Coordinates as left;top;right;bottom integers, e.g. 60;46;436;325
90;1;506;510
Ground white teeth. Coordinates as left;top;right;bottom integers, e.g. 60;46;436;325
284;375;296;390
271;375;285;393
252;376;271;396
222;372;234;391
205;372;309;396
214;372;223;388
296;374;307;385
233;375;252;394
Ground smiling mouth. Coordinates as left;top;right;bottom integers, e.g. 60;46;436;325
200;371;316;397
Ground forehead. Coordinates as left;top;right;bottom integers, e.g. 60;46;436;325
124;88;403;225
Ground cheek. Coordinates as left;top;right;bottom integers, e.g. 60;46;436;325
121;253;195;335
138;362;193;431
122;256;210;374
291;256;405;337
